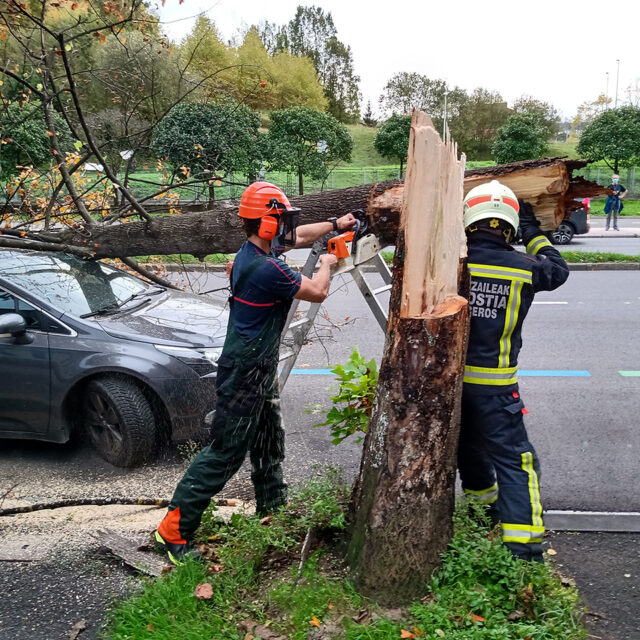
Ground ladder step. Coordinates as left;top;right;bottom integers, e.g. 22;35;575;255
371;284;392;295
279;349;295;362
287;317;312;330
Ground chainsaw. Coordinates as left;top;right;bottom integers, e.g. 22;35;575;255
327;210;382;275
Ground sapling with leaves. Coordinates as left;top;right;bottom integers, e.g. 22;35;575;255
312;348;378;445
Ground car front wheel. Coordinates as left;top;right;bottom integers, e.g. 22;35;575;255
551;222;574;245
84;375;157;467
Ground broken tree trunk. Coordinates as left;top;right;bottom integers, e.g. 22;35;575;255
347;110;469;605
12;159;606;260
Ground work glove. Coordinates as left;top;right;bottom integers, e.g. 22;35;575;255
518;199;542;246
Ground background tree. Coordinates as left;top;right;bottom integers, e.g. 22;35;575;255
266;106;352;194
362;101;377;127
511;95;560;140
453;88;510;159
577;106;640;172
492;112;548;164
262;6;361;123
152;100;261;204
378;72;447;117
0;100;73;179
373;114;411;178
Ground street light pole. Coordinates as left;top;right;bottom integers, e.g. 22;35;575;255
615;59;620;108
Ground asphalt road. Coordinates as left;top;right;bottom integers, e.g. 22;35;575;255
1;238;640;639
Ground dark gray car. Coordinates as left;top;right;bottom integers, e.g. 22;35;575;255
0;249;228;467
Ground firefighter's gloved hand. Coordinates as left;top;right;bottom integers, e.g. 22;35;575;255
518;200;542;246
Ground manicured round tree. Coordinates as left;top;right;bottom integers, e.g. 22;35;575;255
491;112;548;164
577;106;640;173
373;114;411;178
152;100;261;203
265;106;352;195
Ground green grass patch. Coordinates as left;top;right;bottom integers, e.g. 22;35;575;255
559;251;640;263
134;254;232;265
104;473;586;640
588;199;640;216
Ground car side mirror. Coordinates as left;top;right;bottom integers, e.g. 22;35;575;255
0;313;34;344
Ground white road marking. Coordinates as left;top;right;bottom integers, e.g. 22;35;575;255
532;301;568;305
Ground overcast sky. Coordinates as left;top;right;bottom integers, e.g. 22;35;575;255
156;0;639;120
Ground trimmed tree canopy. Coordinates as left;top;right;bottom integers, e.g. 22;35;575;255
373;114;411;177
152;100;261;196
577;106;640;172
266;106;352;194
492;113;548;165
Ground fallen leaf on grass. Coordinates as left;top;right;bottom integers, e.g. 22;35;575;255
400;630;415;639
208;564;224;573
352;608;370;624
470;614;485;623
309;616;321;628
260;515;272;526
546;548;557;556
69;620;87;640
434;630;445;638
194;583;213;599
146;623;155;632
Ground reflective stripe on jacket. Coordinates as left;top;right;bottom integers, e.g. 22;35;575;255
464;230;569;392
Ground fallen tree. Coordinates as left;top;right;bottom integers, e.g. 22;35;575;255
4;157;608;260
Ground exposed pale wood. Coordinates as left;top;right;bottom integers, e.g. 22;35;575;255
400;111;467;318
347;110;469;604
93;529;166;577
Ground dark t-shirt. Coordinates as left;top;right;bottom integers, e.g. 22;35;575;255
230;241;302;340
608;183;626;196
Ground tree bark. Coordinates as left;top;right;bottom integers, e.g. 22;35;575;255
347;111;469;604
18;158;607;260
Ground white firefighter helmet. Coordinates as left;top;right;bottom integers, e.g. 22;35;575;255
463;180;520;233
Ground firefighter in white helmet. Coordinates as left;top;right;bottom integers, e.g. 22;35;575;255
459;180;569;562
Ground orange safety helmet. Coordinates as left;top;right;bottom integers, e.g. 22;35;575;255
238;182;300;243
238;182;293;219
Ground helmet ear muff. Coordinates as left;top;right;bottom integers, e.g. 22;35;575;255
258;215;279;240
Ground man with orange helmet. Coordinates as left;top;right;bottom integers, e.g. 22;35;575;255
460;180;569;563
155;182;356;563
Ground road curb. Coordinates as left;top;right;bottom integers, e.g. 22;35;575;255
148;262;640;274
545;510;640;533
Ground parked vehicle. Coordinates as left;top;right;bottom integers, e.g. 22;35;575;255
0;249;228;467
550;200;590;245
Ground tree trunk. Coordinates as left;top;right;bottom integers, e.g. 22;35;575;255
208;182;216;207
347;110;469;605
400;158;404;180
11;158;608;260
298;170;304;196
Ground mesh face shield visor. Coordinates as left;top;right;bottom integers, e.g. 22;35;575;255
268;198;300;247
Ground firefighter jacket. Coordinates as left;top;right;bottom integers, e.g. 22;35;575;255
464;230;569;394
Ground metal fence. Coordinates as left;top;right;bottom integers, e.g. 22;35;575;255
575;166;639;196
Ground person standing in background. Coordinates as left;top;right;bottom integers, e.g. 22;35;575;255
604;174;628;231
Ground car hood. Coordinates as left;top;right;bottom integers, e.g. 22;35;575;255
96;290;229;348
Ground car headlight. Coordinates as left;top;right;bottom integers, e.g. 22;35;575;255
155;344;222;369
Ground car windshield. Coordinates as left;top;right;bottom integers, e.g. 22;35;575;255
0;251;149;317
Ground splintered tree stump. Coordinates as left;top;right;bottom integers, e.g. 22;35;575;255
347;111;469;605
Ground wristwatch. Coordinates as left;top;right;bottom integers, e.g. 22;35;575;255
328;216;338;231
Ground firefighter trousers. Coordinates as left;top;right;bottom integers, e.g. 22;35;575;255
458;388;544;562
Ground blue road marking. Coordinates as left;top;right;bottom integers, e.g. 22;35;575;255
289;369;592;377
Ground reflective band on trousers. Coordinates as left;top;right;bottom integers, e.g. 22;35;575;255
464;365;518;385
526;235;553;256
502;523;545;544
464;482;498;504
468;263;533;284
522;452;544;528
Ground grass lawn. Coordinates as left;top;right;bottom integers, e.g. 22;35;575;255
104;472;586;640
588;199;640;216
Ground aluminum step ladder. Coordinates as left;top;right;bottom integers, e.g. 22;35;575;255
278;237;392;388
